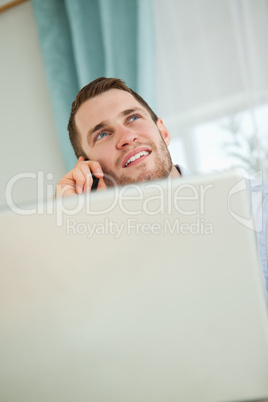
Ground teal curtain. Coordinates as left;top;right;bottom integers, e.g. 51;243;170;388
31;0;155;171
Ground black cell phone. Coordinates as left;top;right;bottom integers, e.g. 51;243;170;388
83;158;99;191
91;173;99;190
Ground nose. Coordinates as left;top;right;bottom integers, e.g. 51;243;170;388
116;125;138;149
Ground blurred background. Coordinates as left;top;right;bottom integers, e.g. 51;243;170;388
1;0;268;209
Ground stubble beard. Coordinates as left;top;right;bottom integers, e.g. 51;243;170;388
101;136;173;187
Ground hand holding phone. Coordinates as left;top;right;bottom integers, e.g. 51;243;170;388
55;156;106;198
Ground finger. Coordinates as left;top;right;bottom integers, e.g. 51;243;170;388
72;168;88;194
72;159;104;193
77;164;93;193
81;161;104;192
97;177;107;191
86;160;104;179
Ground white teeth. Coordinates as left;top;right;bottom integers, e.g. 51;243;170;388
125;151;149;167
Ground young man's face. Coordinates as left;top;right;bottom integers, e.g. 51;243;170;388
75;89;174;186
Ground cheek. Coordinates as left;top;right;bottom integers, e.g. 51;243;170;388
138;124;160;143
142;121;157;132
89;148;114;170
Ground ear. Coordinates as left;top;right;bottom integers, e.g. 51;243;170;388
156;118;170;146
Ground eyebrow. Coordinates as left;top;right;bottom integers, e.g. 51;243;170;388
87;107;145;144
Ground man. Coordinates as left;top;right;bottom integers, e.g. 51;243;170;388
56;76;268;300
56;77;181;197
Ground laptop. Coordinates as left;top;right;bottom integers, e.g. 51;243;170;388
0;169;268;402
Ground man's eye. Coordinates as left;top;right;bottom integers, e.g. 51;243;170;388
96;132;108;141
128;114;141;122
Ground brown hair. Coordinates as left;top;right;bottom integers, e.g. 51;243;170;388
68;77;158;158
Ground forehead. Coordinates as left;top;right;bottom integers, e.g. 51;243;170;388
75;89;146;133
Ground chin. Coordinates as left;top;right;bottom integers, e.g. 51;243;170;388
119;168;171;186
103;157;172;187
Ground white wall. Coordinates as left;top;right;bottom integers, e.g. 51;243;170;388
0;1;65;210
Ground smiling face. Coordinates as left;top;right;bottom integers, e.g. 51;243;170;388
75;89;175;186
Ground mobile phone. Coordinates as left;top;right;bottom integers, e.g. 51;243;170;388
83;158;99;190
91;173;99;190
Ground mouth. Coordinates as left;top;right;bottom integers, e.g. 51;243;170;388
122;147;151;168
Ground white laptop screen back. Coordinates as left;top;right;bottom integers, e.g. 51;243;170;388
0;170;268;402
